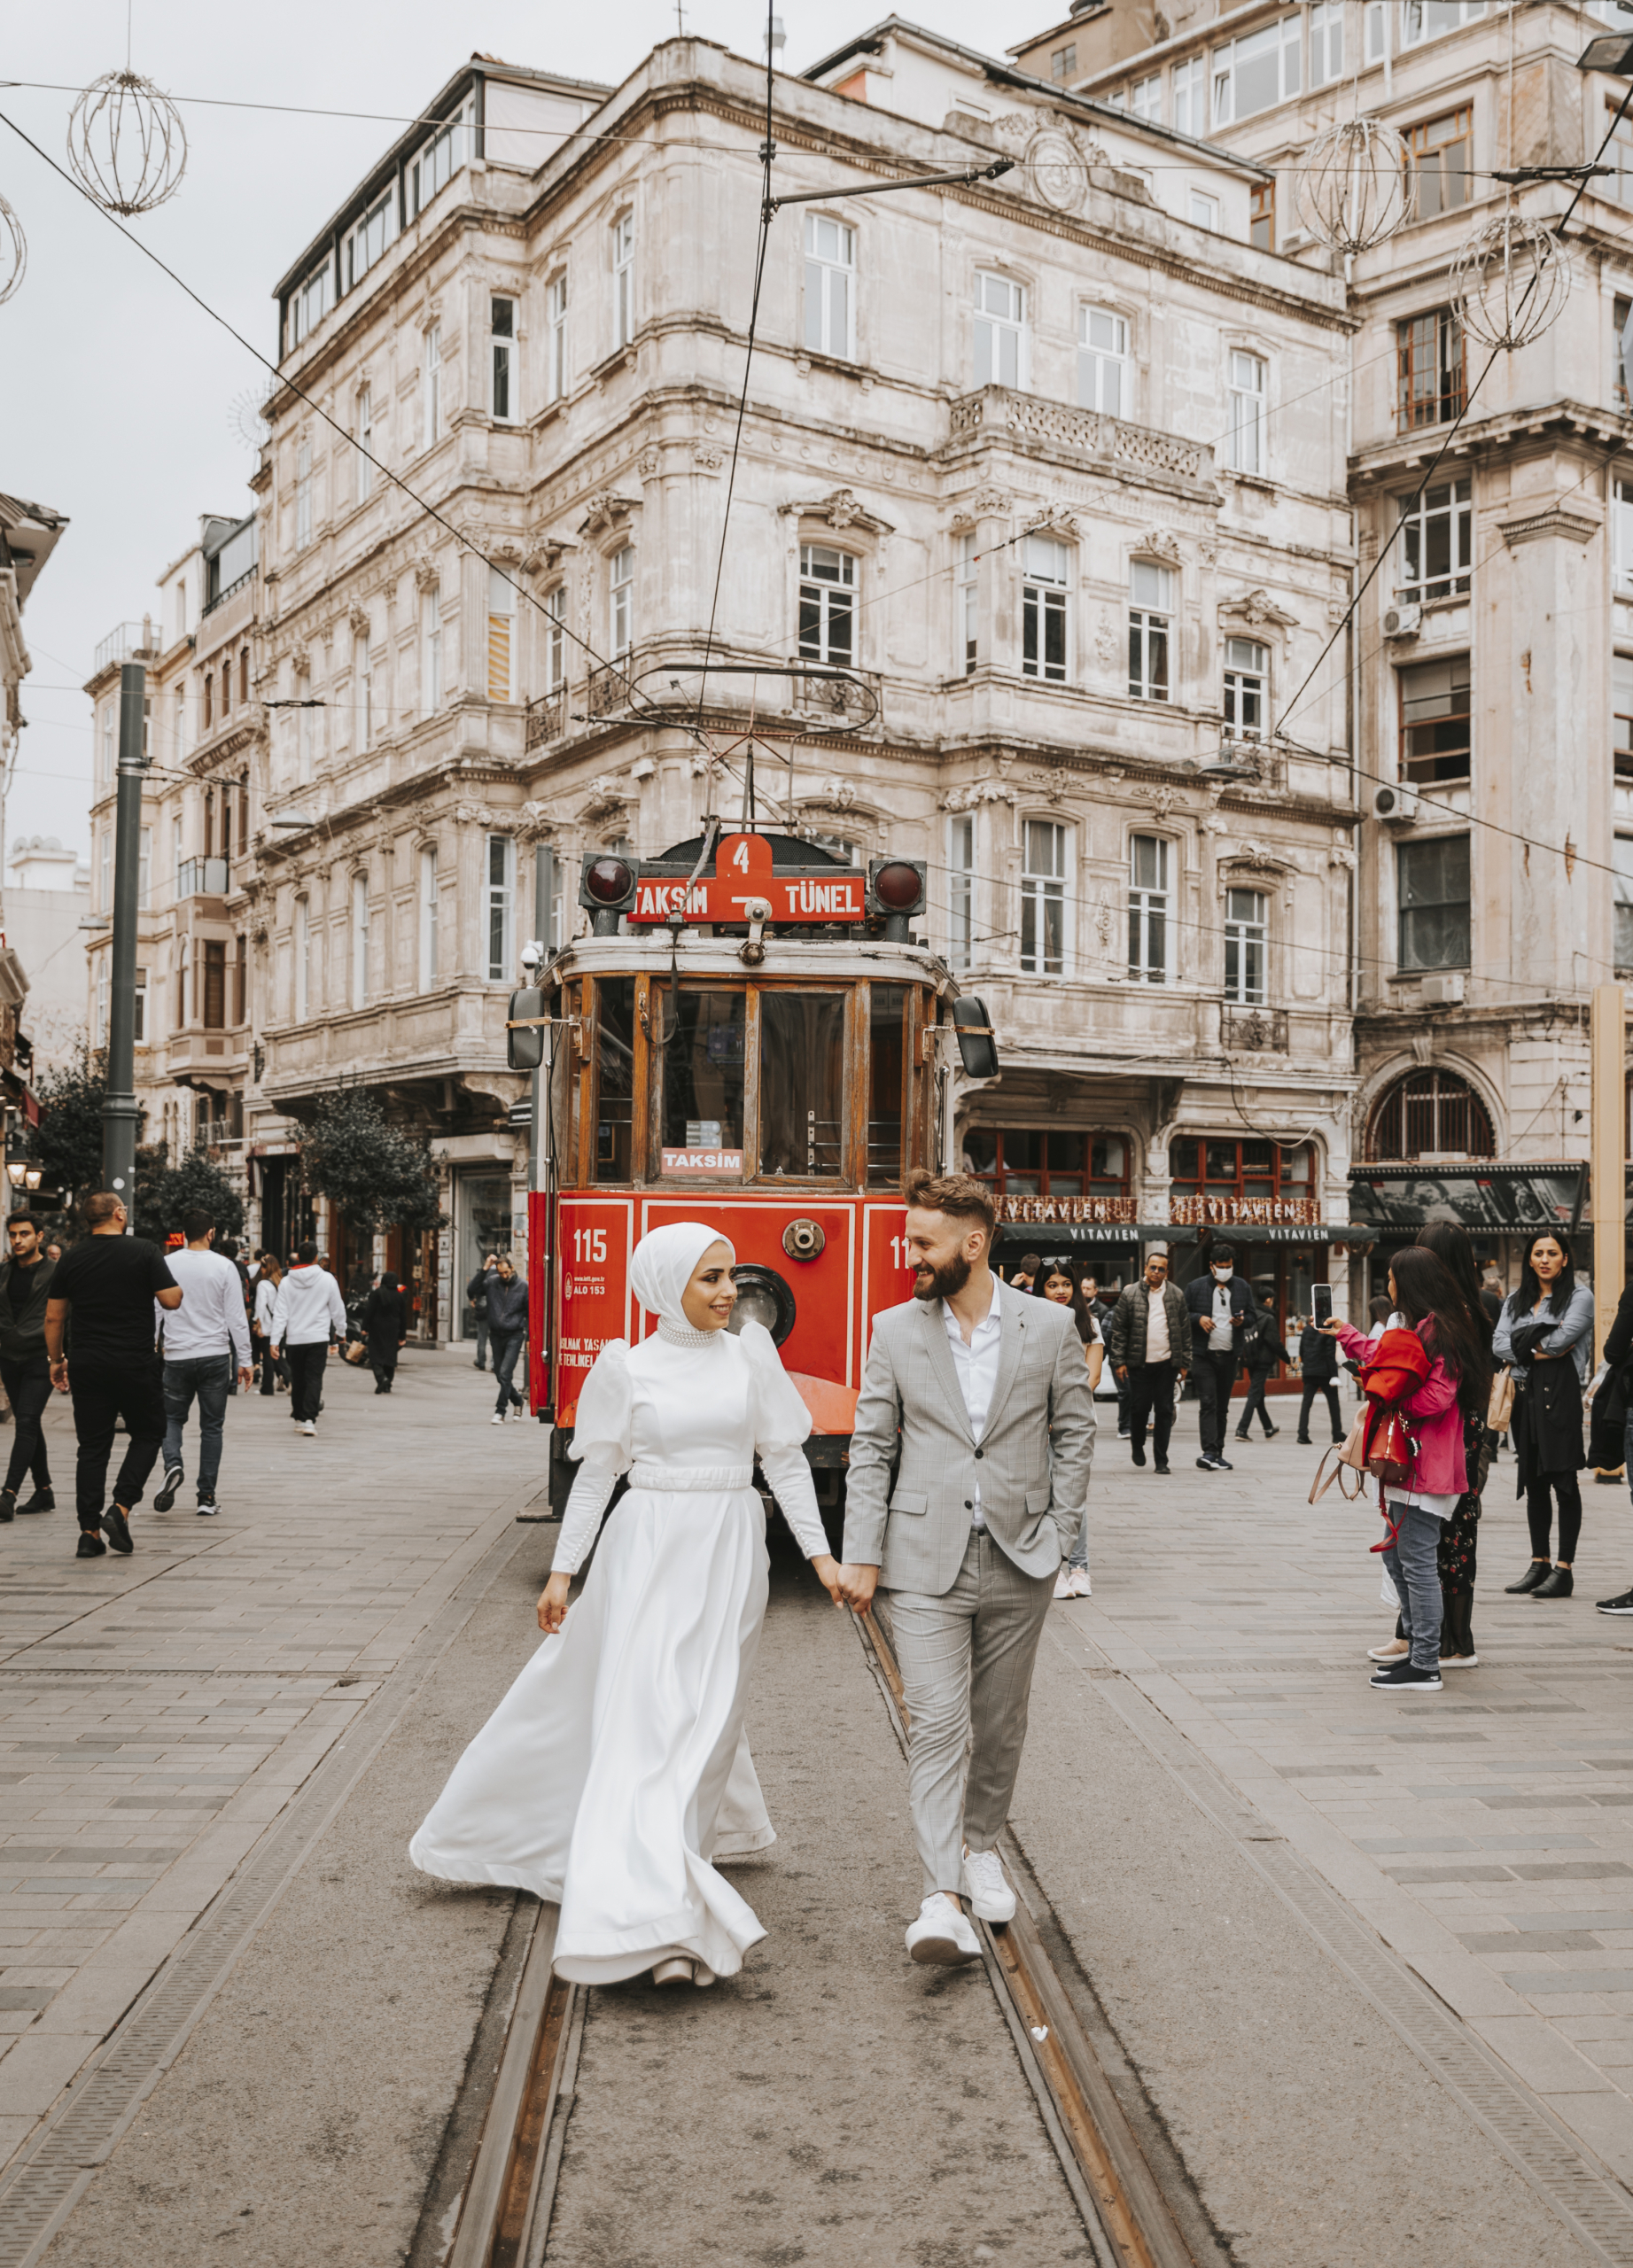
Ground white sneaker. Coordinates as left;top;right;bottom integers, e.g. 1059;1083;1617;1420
905;1891;980;1965
301;1420;315;1437
960;1845;1016;1925
1440;1651;1479;1667
1052;1565;1092;1600
1367;1638;1410;1662
492;1412;505;1425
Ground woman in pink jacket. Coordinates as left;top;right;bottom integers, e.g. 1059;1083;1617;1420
1325;1247;1493;1694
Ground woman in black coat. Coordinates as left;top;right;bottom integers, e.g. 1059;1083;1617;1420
362;1274;408;1394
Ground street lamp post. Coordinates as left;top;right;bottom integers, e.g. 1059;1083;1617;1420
100;660;145;1220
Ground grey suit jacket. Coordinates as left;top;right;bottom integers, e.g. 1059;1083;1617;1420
843;1282;1095;1596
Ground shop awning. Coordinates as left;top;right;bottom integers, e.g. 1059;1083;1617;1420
1348;1162;1584;1234
991;1221;1373;1252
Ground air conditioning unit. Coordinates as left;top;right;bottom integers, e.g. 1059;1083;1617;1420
1373;783;1419;825
1382;602;1422;640
1419;972;1466;1006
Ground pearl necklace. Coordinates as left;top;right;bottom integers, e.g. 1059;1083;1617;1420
657;1318;727;1350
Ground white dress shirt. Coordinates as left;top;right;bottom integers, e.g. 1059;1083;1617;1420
943;1278;1003;1530
1145;1285;1171;1364
158;1247;251;1366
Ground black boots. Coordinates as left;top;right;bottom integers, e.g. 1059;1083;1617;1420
1505;1561;1552;1594
1533;1566;1574;1599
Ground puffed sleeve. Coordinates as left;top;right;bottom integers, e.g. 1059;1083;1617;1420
740;1322;829;1562
554;1341;633;1575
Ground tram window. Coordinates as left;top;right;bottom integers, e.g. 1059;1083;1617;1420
867;985;906;1188
759;992;845;1179
661;989;746;1166
595;978;637;1184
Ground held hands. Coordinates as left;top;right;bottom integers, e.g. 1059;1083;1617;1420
537;1571;572;1635
836;1563;879;1613
811;1552;844;1606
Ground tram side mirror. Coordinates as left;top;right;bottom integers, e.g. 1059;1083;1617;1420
507;985;547;1072
952;997;999;1080
579;852;638;936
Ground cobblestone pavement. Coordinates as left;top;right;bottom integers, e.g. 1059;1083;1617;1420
1070;1390;1633;2194
0;1349;537;2179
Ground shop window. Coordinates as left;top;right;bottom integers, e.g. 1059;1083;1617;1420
1170;1138;1318;1223
1366;1068;1495;1160
964;1129;1132;1211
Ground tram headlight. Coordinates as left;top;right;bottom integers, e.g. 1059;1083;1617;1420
726;1263;797;1347
579;854;639;935
871;860;925;913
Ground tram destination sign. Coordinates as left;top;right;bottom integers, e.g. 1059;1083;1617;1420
629;832;865;925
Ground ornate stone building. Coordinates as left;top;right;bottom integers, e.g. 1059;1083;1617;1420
249;27;1362;1348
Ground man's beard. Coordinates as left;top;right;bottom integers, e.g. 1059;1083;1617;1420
914;1251;972;1302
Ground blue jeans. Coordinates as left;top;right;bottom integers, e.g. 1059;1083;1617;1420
493;1329;525;1414
1381;1502;1443;1672
162;1354;233;1498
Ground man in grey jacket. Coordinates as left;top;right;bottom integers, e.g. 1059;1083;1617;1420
840;1170;1093;1967
1106;1247;1193;1474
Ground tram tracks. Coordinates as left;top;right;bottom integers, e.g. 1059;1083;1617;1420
430;1592;1207;2268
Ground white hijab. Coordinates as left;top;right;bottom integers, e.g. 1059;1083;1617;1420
628;1221;735;1328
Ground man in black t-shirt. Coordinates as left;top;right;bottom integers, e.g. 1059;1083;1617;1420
0;1210;59;1518
45;1192;181;1558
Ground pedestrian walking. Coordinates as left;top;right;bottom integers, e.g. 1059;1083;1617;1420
839;1172;1093;1964
467;1254;498;1371
268;1240;346;1437
1036;1262;1102;1599
43;1239;62;1264
1107;1247;1191;1473
253;1256;285;1395
1084;1271;1130;1438
1325;1247;1491;1693
1235;1309;1288;1441
1593;1277;1633;1617
1295;1317;1345;1445
486;1254;530;1423
362;1273;408;1394
0;1211;58;1520
1186;1246;1257;1472
43;1192;182;1558
1006;1251;1041;1295
152;1210;253;1517
1496;1231;1593;1600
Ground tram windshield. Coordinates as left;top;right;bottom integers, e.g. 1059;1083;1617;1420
759;993;844;1178
662;990;747;1165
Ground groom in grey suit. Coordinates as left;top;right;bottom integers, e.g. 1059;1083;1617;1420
840;1169;1094;1964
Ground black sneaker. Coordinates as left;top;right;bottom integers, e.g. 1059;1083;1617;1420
152;1466;183;1512
0;1490;14;1524
100;1506;133;1555
1154;1460;1170;1475
197;1497;219;1518
1296;1434;1312;1445
1214;1456;1233;1471
1131;1441;1147;1467
1370;1658;1442;1690
16;1487;54;1514
1196;1456;1217;1471
1597;1588;1633;1615
76;1527;106;1558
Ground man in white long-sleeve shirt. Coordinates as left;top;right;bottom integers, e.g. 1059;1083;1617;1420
153;1210;253;1516
269;1240;347;1437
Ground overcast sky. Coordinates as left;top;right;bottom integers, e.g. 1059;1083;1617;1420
3;1;1007;864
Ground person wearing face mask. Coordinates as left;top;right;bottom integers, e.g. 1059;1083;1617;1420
1184;1246;1258;1472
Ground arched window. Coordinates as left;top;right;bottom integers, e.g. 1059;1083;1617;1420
1367;1068;1494;1161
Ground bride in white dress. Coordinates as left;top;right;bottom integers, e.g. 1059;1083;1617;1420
409;1221;842;1987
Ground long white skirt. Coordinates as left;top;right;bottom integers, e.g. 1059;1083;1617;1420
408;1483;774;1984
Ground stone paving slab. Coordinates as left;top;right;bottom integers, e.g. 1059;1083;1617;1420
0;1350;539;2179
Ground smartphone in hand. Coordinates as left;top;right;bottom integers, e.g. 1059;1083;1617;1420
1311;1285;1334;1327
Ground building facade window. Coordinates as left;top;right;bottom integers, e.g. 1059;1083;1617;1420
297;677;314;785
294;893;309;1021
1021;535;1069;682
1614;294;1631;408
422;324;442;448
233;934;247;1026
803;214;855;357
1310;1;1344;84
345;187;397;291
1127;833;1170;984
1170;1138;1314;1213
974;272;1025;388
545;272;568;401
798;544;855;665
1051;42;1077;82
1609;98;1633;206
610;544;634;657
1402;0;1487;50
99;703;114;783
1224;887;1268;1004
134;965;147;1044
354;628;372;750
419;845;439;989
491;295;517;421
1399;656;1471;781
611;209;635;348
202;939;227;1030
1614;478;1633;594
99;829;111;915
1397;307;1466;431
356;385;373;502
1130;74;1162;121
1367;1067;1494;1160
1225;351;1267;474
543;583;567;691
1020;819;1067;976
1249;181;1275;250
948;812;975;971
1189;190;1220;231
1077;306;1129;415
409;103;473;216
1128;562;1173;701
1406;107;1474;218
421;581;442;715
1224;636;1269;737
486;835;516;980
1615;650;1633;777
1396;478;1472;602
1366;0;1389;58
956;532;979;675
965;1128;1131;1202
286;260;330;352
1397;834;1472;969
1211;16;1301;126
486;566;516;703
350;874;369;1010
138;827;152;907
294;437;313;550
1172;56;1205;134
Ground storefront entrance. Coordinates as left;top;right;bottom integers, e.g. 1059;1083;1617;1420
458;1172;515;1341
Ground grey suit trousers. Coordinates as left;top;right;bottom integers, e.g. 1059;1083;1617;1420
888;1527;1054;1897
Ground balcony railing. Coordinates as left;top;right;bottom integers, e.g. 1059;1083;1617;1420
525;687;568;750
175;857;229;898
945;385;1210;484
1221;1006;1290;1054
202;565;256;617
94;619;162;674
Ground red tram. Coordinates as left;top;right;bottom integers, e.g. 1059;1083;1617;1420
509;829;997;1527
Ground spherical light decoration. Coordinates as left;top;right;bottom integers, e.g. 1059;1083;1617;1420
1293;117;1414;256
1452;212;1571;352
66;71;187;216
0;196;25;306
